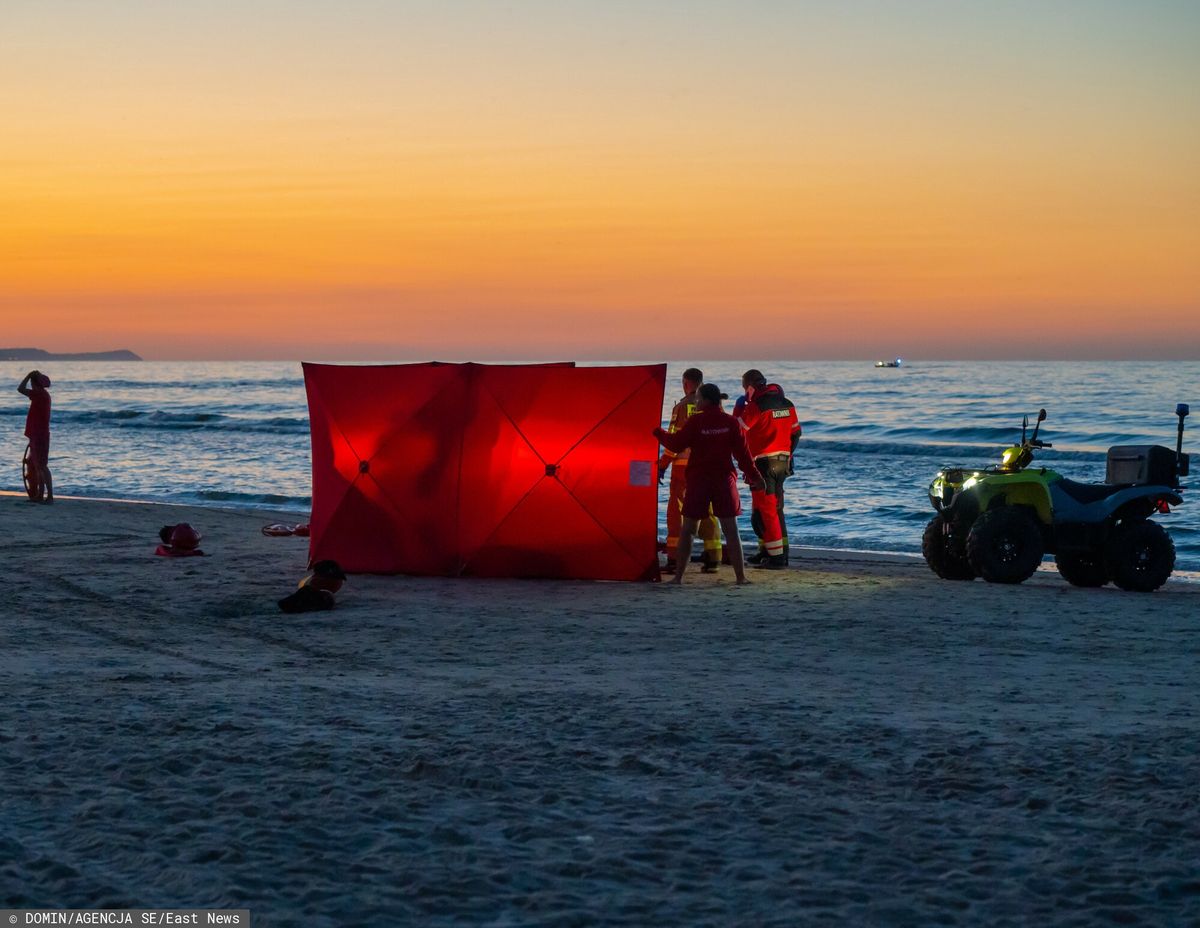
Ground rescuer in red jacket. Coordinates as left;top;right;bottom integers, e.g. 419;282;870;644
653;383;761;585
658;367;723;572
18;370;53;503
736;369;800;569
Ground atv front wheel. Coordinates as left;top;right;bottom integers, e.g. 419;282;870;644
922;515;975;580
1105;520;1175;592
1055;552;1108;588
967;508;1044;584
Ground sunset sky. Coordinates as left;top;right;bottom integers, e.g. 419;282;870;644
2;0;1197;360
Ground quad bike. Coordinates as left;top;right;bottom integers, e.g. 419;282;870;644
923;405;1190;592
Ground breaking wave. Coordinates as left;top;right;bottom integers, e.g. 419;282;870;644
189;489;312;508
0;407;310;434
802;438;1108;463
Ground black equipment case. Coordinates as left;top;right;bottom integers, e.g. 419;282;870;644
1106;445;1182;486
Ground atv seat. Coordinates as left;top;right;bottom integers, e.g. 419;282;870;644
1055;478;1131;505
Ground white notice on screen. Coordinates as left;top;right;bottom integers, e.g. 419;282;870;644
629;461;653;487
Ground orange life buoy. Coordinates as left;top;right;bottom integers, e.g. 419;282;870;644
22;444;38;500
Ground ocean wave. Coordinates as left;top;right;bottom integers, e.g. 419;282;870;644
57;377;304;391
800;422;1020;441
896;424;1038;442
0;483;311;512
189;489;312;507
0;408;312;434
800;438;1108;462
797;420;1163;452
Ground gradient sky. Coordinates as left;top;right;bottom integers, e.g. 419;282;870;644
2;0;1198;359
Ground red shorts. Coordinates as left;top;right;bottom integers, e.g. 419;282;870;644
27;433;50;465
682;471;741;520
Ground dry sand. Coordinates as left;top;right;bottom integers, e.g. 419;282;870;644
2;494;1198;926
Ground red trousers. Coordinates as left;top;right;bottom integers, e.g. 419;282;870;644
665;467;722;560
750;455;790;557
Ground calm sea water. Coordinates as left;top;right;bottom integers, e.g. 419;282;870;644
3;360;1197;568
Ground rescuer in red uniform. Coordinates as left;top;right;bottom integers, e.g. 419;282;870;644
653;383;761;585
658;367;723;572
18;370;54;503
736;369;800;569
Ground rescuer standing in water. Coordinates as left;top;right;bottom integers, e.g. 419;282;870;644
18;370;54;503
737;369;800;569
658;367;723;573
653;383;760;586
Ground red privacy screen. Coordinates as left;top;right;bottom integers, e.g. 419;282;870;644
303;362;667;581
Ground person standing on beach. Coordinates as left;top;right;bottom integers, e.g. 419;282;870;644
653;383;759;585
18;370;54;503
658;367;723;573
736;369;800;569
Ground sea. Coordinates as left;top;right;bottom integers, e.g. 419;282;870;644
3;360;1197;569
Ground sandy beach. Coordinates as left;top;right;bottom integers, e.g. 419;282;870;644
2;493;1198;926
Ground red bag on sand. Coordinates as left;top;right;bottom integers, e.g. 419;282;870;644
155;544;205;558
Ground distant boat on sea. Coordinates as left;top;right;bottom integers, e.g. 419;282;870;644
875;358;903;368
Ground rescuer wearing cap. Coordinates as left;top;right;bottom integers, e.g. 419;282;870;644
736;369;800;569
18;370;53;503
653;383;761;585
658;367;723;573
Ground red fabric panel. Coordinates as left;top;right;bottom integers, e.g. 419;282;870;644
554;373;665;580
461;364;664;580
455;377;551;567
303;361;665;581
463;477;643;581
304;363;466;574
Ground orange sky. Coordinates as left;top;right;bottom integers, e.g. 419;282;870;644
1;1;1197;359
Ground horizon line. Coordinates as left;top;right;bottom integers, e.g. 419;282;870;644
8;356;1199;364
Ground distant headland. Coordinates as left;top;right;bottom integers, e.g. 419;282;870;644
0;347;143;362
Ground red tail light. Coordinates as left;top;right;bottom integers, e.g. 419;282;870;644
1156;499;1171;514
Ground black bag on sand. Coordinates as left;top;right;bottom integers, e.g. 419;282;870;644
278;585;336;614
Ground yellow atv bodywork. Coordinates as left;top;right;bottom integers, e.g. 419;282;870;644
931;466;1059;525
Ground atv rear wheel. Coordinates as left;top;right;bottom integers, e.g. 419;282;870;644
922;515;975;580
1055;552;1108;588
966;508;1044;584
1105;520;1175;592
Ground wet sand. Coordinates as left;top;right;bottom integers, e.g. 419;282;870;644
2;494;1198;926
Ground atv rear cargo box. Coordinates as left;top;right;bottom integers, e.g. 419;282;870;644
1106;445;1179;486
